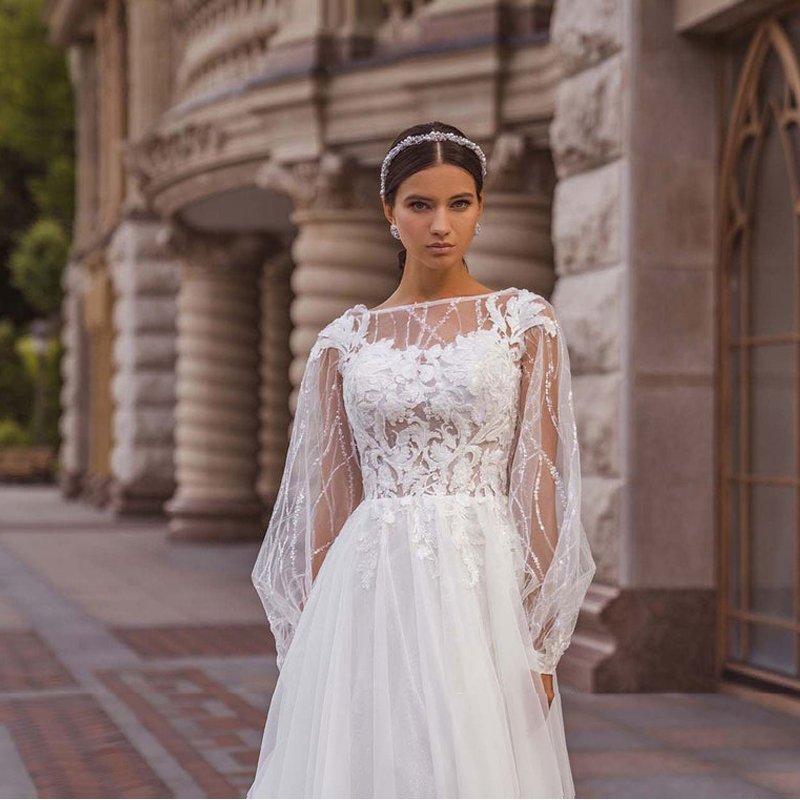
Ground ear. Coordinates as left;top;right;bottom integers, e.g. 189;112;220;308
381;199;394;226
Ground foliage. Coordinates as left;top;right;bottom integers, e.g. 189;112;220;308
41;335;63;448
0;418;30;446
0;319;34;425
16;329;63;448
9;218;67;316
0;0;75;213
0;0;75;325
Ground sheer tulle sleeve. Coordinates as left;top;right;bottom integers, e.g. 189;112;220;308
251;314;364;670
506;292;596;675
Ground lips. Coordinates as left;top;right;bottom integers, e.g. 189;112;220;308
428;244;454;249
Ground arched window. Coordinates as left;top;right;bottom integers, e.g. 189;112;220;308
719;16;800;691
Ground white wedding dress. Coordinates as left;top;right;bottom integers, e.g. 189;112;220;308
247;287;596;799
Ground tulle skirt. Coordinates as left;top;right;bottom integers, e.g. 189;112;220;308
247;492;576;799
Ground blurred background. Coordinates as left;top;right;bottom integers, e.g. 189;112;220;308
2;0;800;797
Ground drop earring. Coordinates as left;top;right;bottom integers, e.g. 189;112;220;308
390;223;400;239
474;222;482;236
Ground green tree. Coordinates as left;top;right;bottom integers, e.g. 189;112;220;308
0;319;34;426
0;0;74;324
0;0;74;223
9;217;67;317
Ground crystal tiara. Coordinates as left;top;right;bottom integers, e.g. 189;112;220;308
379;131;488;197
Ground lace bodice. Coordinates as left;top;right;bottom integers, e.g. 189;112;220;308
309;288;557;500
253;287;596;675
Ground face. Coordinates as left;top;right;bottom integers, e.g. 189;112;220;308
383;163;483;269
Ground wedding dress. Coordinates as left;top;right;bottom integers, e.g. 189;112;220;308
247;286;596;799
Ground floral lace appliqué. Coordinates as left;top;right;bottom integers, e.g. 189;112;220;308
338;289;558;591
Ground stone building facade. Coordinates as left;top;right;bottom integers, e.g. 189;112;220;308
44;0;800;696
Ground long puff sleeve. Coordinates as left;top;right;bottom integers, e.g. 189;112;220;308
251;314;364;670
506;292;596;675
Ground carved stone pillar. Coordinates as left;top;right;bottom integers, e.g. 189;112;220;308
124;0;172;212
68;40;99;249
257;249;294;514
256;154;397;411
95;0;126;234
82;252;116;506
59;260;91;497
126;0;172;134
107;218;179;515
162;222;268;541
469;133;557;295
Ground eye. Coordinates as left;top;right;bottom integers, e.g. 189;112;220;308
454;199;470;208
410;201;428;211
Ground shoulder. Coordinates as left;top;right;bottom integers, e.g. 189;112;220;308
506;288;559;340
308;306;364;363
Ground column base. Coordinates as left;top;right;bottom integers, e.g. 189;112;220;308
79;474;113;508
559;584;717;693
165;495;265;542
110;478;176;516
59;470;85;499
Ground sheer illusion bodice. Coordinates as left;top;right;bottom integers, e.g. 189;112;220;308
247;287;596;799
340;294;530;499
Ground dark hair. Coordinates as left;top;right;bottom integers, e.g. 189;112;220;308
381;121;484;272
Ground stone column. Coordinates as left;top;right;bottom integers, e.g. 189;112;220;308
95;0;127;234
549;0;718;692
68;40;99;249
257;249;294;514
469;133;556;294
548;0;628;694
124;0;172;211
59;261;91;497
107;218;179;514
256;154;397;412
81;254;116;506
163;223;268;541
101;0;178;515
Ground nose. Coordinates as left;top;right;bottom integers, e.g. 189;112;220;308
430;208;450;234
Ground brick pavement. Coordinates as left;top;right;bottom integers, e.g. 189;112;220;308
1;485;799;799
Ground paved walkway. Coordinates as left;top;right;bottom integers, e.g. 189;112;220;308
0;484;799;798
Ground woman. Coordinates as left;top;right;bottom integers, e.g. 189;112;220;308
247;121;596;798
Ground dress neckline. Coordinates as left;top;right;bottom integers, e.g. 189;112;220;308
358;287;519;315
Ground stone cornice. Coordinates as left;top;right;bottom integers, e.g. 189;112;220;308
125;36;559;217
125;121;230;194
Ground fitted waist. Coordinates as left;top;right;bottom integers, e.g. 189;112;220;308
362;490;509;503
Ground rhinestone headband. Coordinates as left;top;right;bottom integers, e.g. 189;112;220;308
379;131;488;197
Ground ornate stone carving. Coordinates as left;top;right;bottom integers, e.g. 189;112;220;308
125;122;229;191
255;152;371;211
158;218;268;273
171;0;283;101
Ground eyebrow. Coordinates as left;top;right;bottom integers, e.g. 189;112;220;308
403;192;474;201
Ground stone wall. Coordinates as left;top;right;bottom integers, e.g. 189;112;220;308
550;0;625;590
549;0;719;691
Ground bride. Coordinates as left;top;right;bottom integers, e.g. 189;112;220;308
246;120;596;799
